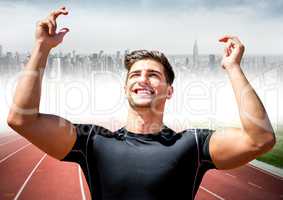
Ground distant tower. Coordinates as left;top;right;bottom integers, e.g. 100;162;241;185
193;40;199;68
116;51;122;69
99;50;104;58
15;51;20;66
116;51;121;59
185;57;189;67
208;54;216;69
56;56;62;79
49;55;62;80
0;45;2;57
116;50;121;64
6;52;13;65
262;56;266;67
124;49;130;57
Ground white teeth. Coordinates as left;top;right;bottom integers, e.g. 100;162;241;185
137;89;151;95
134;88;153;95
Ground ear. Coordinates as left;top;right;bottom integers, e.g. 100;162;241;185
166;86;173;99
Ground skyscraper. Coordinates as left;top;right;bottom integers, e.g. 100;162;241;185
193;40;199;68
115;51;122;69
0;45;3;57
124;49;130;57
208;54;216;69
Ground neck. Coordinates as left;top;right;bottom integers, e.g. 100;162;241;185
125;106;164;134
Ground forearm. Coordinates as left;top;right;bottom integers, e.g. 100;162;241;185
227;65;274;143
8;43;51;123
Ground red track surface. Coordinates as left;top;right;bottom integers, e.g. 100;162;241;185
0;132;282;200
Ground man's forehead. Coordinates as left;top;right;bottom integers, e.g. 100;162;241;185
129;59;164;73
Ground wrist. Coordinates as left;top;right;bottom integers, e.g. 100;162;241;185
26;41;51;70
34;41;52;53
226;65;245;81
225;64;241;73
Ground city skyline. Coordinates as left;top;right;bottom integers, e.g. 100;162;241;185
1;41;281;81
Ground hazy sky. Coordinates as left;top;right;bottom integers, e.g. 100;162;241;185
0;0;283;54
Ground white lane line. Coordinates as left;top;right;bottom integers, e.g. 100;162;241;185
78;165;87;200
0;143;31;164
14;154;47;200
248;182;263;189
0;137;21;146
0;134;14;140
248;164;283;181
200;186;225;200
224;173;236;178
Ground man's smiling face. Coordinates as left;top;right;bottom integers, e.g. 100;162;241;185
125;59;173;110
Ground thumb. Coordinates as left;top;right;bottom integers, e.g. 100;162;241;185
55;27;69;42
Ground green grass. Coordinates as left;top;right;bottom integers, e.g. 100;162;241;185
256;127;283;169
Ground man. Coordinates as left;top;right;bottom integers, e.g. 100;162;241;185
7;7;275;200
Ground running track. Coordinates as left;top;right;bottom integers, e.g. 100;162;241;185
0;132;282;200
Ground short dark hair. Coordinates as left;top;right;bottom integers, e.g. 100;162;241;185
124;50;175;85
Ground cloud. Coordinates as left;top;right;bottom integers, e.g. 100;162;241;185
1;0;283;18
0;0;282;54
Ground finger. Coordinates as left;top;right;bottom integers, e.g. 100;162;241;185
54;27;69;42
223;47;229;57
231;36;241;45
227;39;235;49
47;19;56;35
225;39;233;55
47;18;57;35
47;15;56;27
58;27;69;33
49;6;68;21
230;36;245;51
46;20;54;35
219;35;233;42
38;19;54;35
220;35;242;48
227;38;245;56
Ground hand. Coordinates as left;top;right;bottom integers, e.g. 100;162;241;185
219;35;245;71
35;6;69;50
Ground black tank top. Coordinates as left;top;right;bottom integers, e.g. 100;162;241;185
61;124;216;200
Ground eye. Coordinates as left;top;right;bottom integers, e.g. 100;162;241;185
129;73;139;78
149;73;159;78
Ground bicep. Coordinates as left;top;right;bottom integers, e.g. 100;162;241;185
11;113;77;160
209;128;261;169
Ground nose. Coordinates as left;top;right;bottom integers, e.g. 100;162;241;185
138;72;149;84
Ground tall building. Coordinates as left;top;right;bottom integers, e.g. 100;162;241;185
99;50;104;58
6;52;13;65
193;40;199;68
48;55;62;80
115;51;123;69
262;56;266;67
116;51;120;60
0;45;2;57
208;54;216;69
124;49;130;57
185;57;189;67
15;51;20;66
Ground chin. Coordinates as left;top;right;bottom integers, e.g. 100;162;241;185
127;94;165;110
131;101;152;108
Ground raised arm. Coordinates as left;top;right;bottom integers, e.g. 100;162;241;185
209;36;276;169
7;7;77;160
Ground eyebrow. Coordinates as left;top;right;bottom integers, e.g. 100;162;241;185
128;69;162;75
